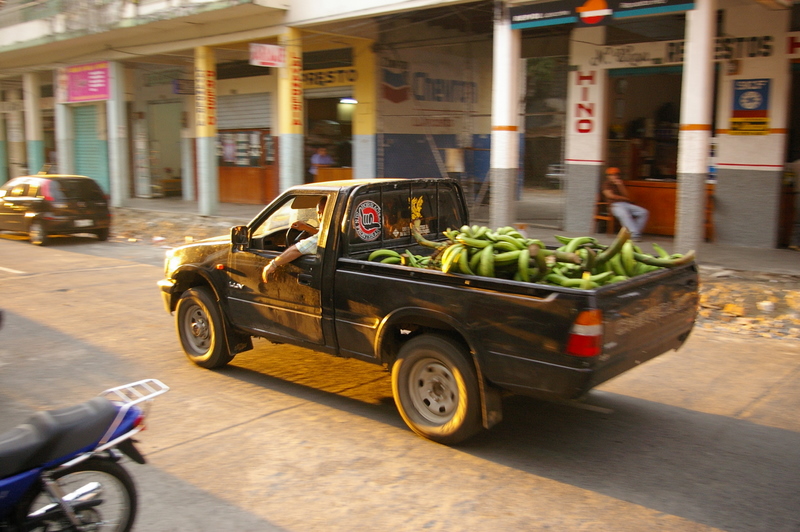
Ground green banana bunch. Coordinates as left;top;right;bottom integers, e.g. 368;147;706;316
367;224;695;290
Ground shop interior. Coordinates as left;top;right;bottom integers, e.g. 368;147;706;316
305;96;354;183
604;67;699;237
606;68;682;181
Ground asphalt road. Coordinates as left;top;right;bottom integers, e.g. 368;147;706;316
1;234;799;531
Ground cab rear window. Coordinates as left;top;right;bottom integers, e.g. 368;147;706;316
345;180;466;256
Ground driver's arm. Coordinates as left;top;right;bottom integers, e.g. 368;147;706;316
291;220;319;235
262;245;303;281
262;232;320;282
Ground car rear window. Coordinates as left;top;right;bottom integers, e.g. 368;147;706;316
51;179;106;201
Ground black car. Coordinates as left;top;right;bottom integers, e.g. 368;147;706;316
0;174;111;245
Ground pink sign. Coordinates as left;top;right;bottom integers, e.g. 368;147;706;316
249;43;286;68
66;62;110;102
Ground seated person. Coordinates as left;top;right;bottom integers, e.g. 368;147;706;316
262;196;327;282
602;167;649;241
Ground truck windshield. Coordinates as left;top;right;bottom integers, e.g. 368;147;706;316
251;195;322;239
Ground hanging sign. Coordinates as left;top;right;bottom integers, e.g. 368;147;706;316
730;78;770;135
510;0;694;30
63;61;110;103
249;43;286;68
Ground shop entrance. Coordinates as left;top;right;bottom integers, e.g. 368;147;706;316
304;93;353;183
604;68;685;236
521;55;570;230
782;64;800;247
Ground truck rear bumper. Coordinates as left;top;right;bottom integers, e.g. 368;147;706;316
484;352;593;400
484;325;693;401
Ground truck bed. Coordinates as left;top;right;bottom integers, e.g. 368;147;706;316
333;255;698;401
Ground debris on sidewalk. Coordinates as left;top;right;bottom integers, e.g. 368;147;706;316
109;206;800;341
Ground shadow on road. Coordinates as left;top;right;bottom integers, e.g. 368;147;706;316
220;344;800;532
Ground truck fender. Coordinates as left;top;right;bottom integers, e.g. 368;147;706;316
171;266;253;356
374;307;502;430
169;265;221;311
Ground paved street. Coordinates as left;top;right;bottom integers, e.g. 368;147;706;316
1;236;799;531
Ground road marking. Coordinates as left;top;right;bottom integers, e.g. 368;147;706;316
0;266;26;274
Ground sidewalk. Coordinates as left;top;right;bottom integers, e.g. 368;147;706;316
120;194;800;278
113;195;800;341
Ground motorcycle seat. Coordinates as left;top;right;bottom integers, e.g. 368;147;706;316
0;397;117;479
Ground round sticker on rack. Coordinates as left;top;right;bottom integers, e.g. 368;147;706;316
353;200;382;242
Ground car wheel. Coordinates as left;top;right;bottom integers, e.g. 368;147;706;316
175;286;233;369
28;221;48;246
95;227;110;241
391;334;482;445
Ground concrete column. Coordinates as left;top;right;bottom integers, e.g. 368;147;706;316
195;46;218;215
181;97;196;201
353;38;376;180
564;27;608;233
7;89;27;178
278;27;305;191
0;112;7;184
55;70;75;175
675;0;716;252
23;73;45;174
107;61;130;207
489;1;521;229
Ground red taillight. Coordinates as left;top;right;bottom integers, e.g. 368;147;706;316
566;309;603;357
41;180;54;202
132;413;146;429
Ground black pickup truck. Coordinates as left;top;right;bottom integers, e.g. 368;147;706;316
159;178;698;444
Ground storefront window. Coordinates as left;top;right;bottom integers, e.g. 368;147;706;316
218;129;270;167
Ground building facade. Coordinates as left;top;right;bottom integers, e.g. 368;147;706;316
0;0;797;248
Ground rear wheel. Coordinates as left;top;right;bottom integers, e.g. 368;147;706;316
95;227;110;241
391;334;482;445
17;457;136;532
28;221;48;246
176;286;233;368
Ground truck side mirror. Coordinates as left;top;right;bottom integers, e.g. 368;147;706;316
231;225;249;251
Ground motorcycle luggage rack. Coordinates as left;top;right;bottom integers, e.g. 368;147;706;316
97;379;170;447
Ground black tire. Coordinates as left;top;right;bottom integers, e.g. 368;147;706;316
391;334;482;445
95;227;110;241
175;286;233;368
17;457;137;532
28;221;48;246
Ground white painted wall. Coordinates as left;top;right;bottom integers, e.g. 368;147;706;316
715;2;789;169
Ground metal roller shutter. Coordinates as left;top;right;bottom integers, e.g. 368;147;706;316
218;93;271;129
73;105;109;189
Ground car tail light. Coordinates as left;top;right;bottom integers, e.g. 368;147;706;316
41;180;53;202
40;180;68;208
566;309;603;357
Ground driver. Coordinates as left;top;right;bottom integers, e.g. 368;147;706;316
262;196;327;283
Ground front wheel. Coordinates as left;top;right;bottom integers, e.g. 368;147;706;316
175;286;233;368
28;221;48;246
17;457;136;532
391;334;482;445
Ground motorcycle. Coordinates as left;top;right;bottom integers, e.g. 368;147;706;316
0;379;169;532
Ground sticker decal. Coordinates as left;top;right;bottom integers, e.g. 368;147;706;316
410;196;424;221
353;200;382;241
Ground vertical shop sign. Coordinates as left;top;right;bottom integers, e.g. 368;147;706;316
291;53;303;127
574;70;597;133
64;62;110;102
195;66;217;131
730;78;770;135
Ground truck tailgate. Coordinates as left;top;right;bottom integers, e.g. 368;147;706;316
588;262;699;390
